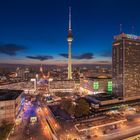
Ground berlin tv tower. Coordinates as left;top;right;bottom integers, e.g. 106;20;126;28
67;7;73;80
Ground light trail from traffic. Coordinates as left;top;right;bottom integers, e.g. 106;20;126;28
36;107;53;140
43;106;61;132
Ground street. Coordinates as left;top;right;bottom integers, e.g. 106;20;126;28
9;99;49;140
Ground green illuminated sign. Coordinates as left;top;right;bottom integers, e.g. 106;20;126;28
93;82;99;91
108;81;112;92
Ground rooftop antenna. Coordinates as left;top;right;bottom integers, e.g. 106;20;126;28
69;6;71;30
132;25;135;34
120;24;122;33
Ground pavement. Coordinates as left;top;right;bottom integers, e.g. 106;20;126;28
79;114;140;140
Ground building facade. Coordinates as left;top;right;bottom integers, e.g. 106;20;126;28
0;90;24;125
112;33;140;100
49;80;75;92
80;77;112;94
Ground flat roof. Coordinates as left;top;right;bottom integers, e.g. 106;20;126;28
94;93;117;101
86;93;116;102
0;89;23;101
86;77;112;80
114;33;140;41
51;80;75;82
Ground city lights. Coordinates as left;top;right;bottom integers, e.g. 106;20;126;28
0;1;140;140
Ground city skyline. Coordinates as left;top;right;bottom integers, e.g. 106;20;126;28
0;0;140;64
0;1;140;140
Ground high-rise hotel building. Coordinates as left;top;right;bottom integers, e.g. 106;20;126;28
112;33;140;101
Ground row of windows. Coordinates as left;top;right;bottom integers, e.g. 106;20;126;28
93;81;112;92
0;105;14;110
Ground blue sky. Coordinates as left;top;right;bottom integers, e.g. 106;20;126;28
0;0;140;64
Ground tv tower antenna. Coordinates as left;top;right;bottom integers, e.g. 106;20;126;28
120;24;122;33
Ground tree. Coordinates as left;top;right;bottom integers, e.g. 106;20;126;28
68;104;75;117
75;98;90;117
60;98;76;116
60;98;72;111
60;98;90;118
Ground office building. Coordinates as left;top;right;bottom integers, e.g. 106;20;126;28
112;33;140;101
0;89;24;125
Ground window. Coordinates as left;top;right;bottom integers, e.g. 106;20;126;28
108;81;112;92
93;82;99;91
6;105;13;110
0;107;4;110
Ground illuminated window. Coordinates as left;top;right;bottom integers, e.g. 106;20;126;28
93;82;99;91
108;81;112;93
113;43;120;46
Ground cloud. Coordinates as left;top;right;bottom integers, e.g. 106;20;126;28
0;44;27;56
60;53;68;58
101;51;112;57
60;53;94;59
26;55;53;61
22;34;58;45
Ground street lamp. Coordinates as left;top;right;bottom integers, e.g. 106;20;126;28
48;78;53;93
30;78;37;91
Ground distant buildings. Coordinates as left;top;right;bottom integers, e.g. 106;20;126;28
0;89;24;125
112;33;140;101
0;74;7;81
49;80;75;92
16;67;30;80
81;67;112;78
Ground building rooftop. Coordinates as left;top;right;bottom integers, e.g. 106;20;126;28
86;76;112;80
114;33;140;41
0;89;23;101
86;93;117;103
94;93;117;101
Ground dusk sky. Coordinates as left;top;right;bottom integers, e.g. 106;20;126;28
0;0;140;65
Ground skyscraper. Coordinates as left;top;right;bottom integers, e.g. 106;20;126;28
112;33;140;101
67;7;73;80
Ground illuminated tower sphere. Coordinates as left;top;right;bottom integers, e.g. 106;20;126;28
67;7;73;80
